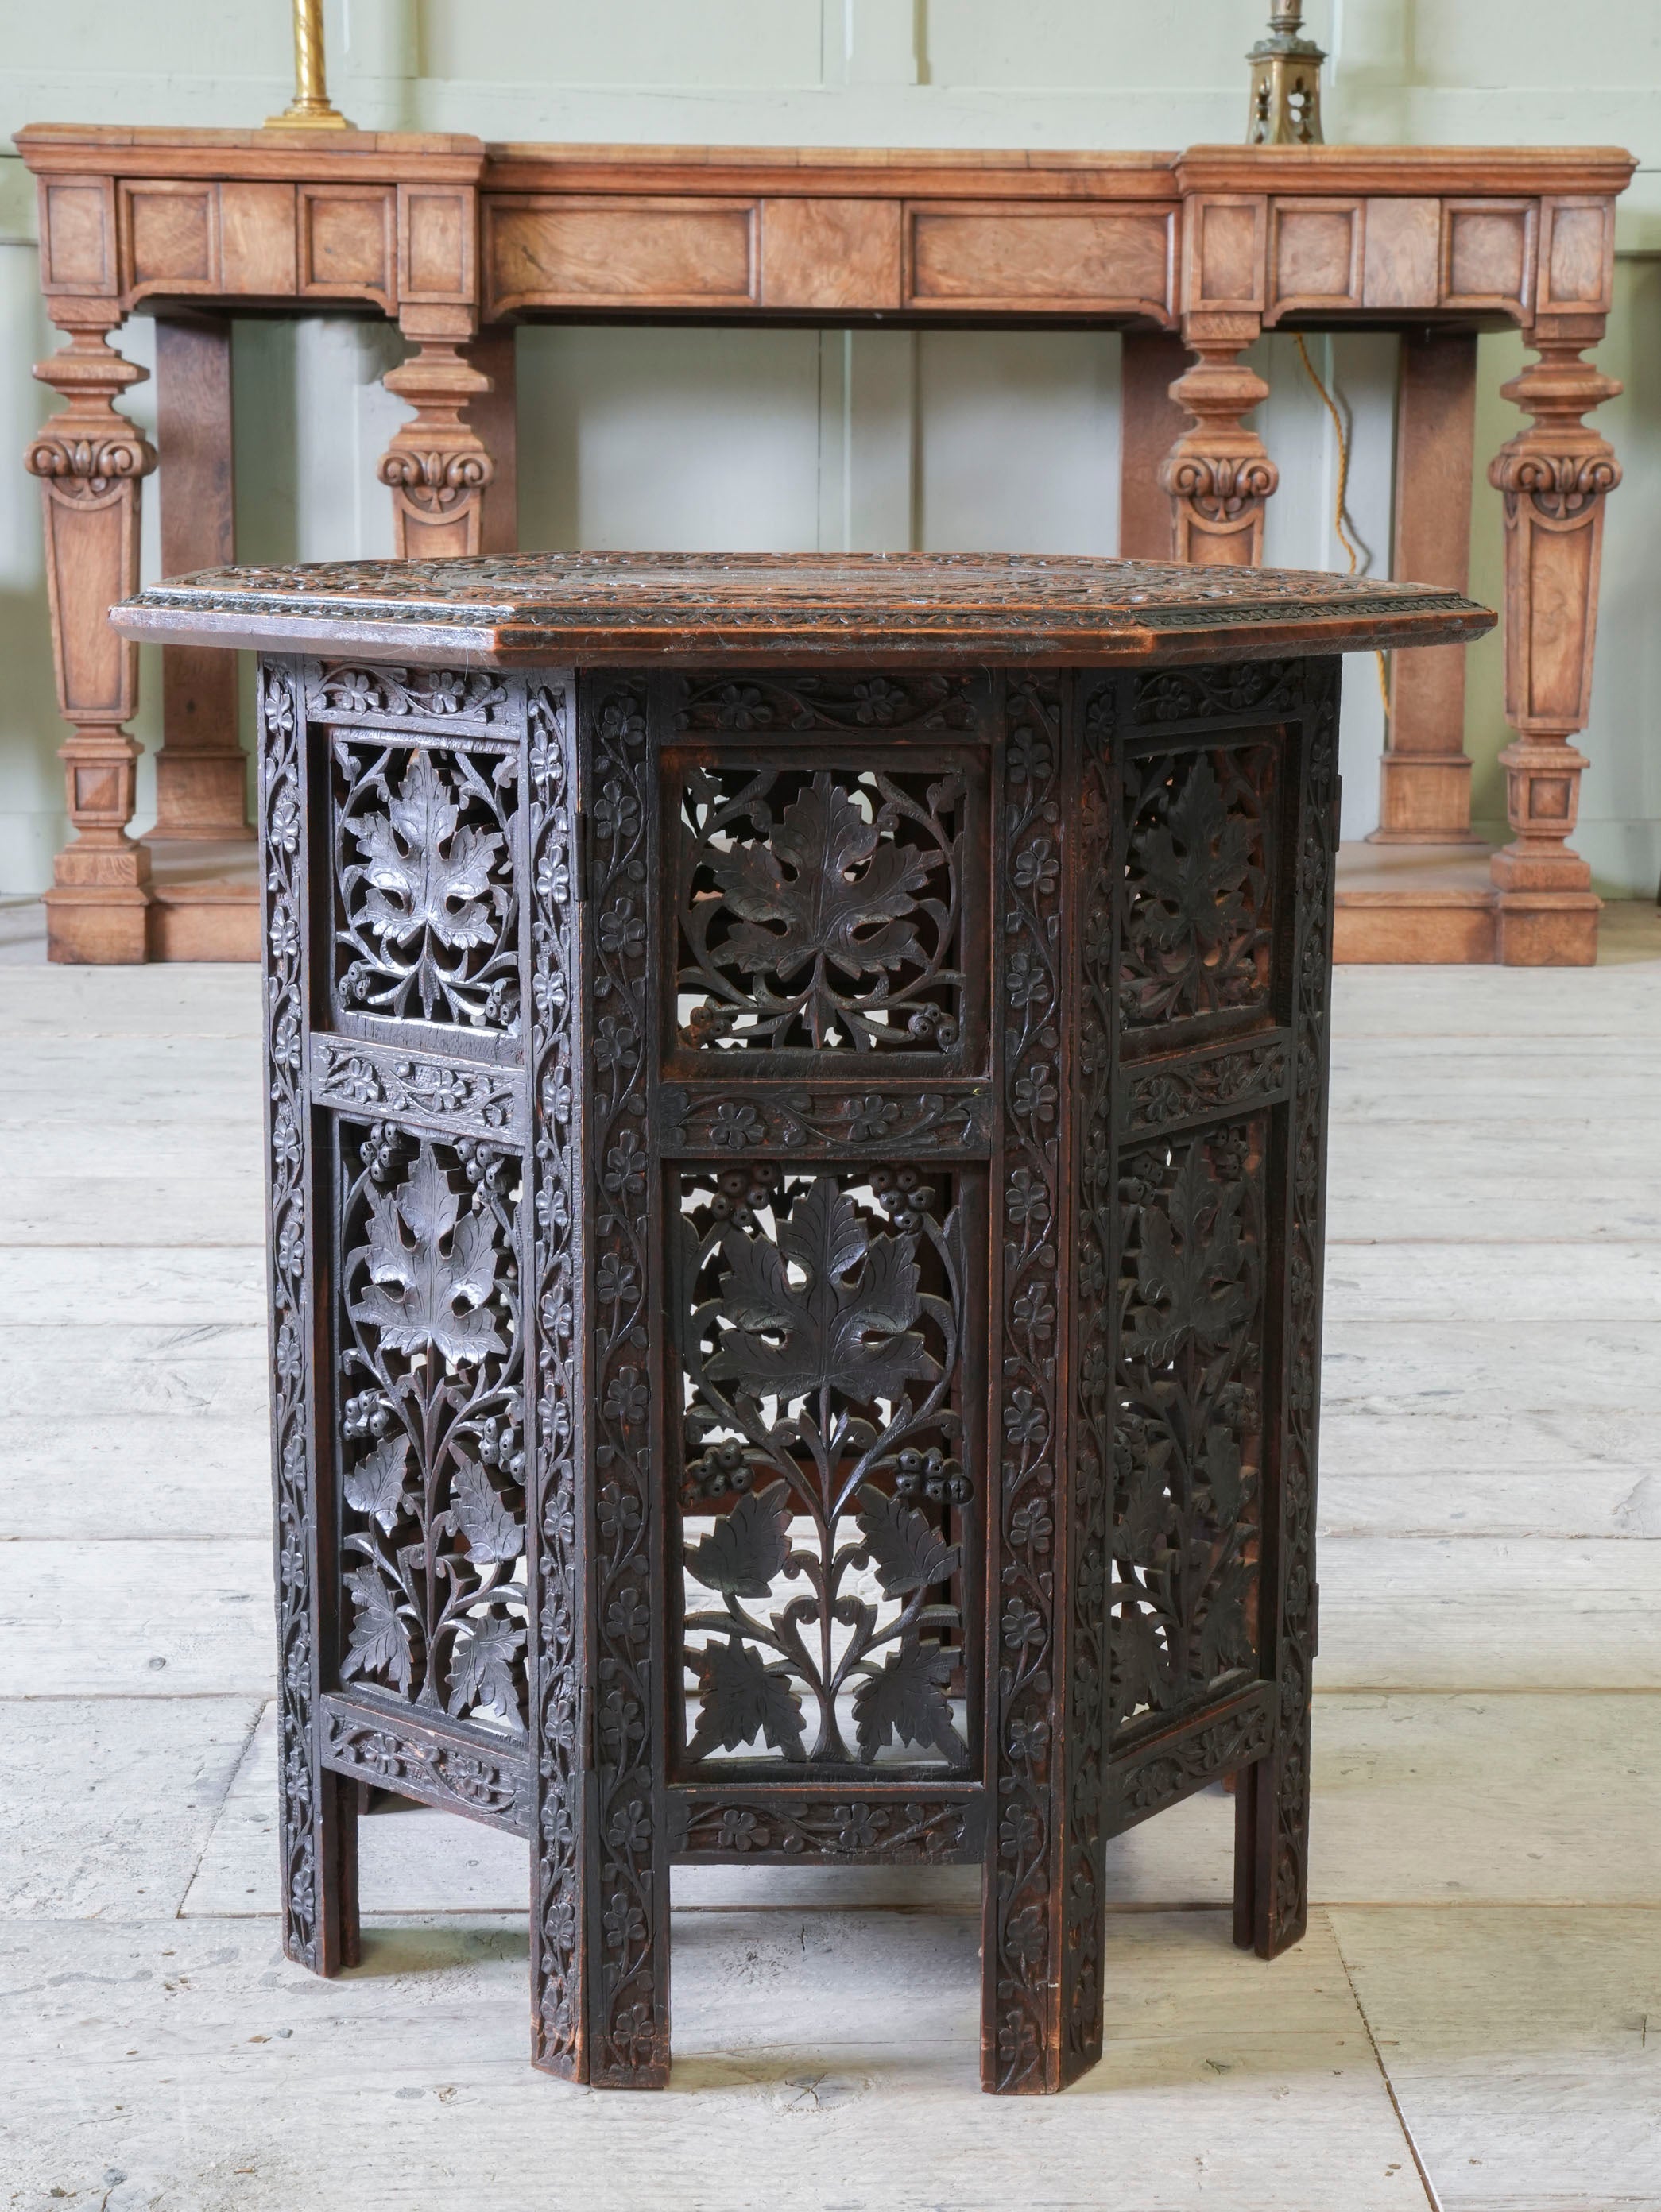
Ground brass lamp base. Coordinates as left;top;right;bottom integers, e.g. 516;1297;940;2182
264;102;355;130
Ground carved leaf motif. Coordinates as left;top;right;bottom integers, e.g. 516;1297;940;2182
448;1612;524;1722
355;751;503;953
704;1176;940;1407
344;1435;412;1533
713;772;932;999
687;1635;807;1761
341;1562;412;1693
683;1479;791;1598
451;1457;523;1564
1198;1562;1255;1684
1200;1423;1245;1529
855;1483;958;1595
1128;1145;1253;1365
350;1144;505;1363
1133;752;1257;957
852;1637;965;1765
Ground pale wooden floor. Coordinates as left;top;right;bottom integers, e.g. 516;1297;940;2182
3;908;1659;2212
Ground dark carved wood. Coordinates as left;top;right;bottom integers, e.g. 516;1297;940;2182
119;552;1489;2096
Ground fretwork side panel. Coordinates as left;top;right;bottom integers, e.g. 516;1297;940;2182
1086;659;1337;1959
658;670;995;1807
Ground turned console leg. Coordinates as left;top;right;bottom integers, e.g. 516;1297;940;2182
1118;331;1192;560
1159;317;1278;565
380;307;496;559
1487;325;1621;965
151;313;250;844
27;318;157;964
1373;327;1482;843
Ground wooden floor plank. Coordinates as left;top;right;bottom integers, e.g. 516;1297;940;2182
1333;1906;1661;2212
0;1696;261;1919
4;1909;1427;2211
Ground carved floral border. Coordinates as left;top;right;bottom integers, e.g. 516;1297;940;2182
259;656;326;1972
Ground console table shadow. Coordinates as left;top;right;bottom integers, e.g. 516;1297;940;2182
115;549;1492;2089
25;127;1631;965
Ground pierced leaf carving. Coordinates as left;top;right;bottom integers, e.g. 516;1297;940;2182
714;774;931;1010
1125;1143;1255;1365
349;1143;505;1364
704;1175;940;1408
676;1166;969;1769
356;751;503;968
343;1435;411;1533
687;1636;807;1761
334;738;520;1030
1113;1123;1266;1732
451;1457;523;1564
852;1638;964;1765
341;1562;412;1694
1121;747;1274;1026
855;1483;958;1595
1198;1562;1255;1685
447;1613;524;1723
683;1480;791;1598
336;1120;525;1729
678;763;965;1052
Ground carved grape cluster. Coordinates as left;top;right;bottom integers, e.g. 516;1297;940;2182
867;1163;938;1236
889;1443;971;1507
342;1387;394;1443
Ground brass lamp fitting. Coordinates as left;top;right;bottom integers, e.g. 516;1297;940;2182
1246;3;1326;145
265;0;356;130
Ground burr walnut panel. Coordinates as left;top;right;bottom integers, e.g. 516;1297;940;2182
299;185;395;308
1186;196;1268;313
38;178;116;296
400;186;475;303
1360;196;1441;310
1268;201;1361;317
220;182;300;295
1540;198;1614;315
1442;200;1537;317
485;196;758;316
761;197;901;311
122;183;215;298
904;204;1176;319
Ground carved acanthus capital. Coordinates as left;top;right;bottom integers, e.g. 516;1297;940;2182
28;329;157;503
1160;344;1278;562
1488;342;1622;524
1489;446;1621;523
26;430;157;497
377;444;494;516
381;339;495;555
1163;450;1280;524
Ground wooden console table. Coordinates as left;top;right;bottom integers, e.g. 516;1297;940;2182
21;127;1633;966
114;550;1489;2087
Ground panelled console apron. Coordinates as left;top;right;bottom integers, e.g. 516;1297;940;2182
116;553;1491;2093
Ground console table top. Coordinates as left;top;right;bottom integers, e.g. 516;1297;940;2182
116;553;1492;668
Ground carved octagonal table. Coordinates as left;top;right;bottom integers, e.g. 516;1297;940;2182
117;552;1489;2093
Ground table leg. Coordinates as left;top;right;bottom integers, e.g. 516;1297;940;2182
381;306;495;558
1118;330;1191;559
1487;325;1620;965
1234;663;1337;1956
469;325;518;557
1160;315;1278;564
150;313;250;843
527;672;670;2088
1373;327;1481;842
982;673;1101;2092
260;655;359;1977
26;316;157;963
